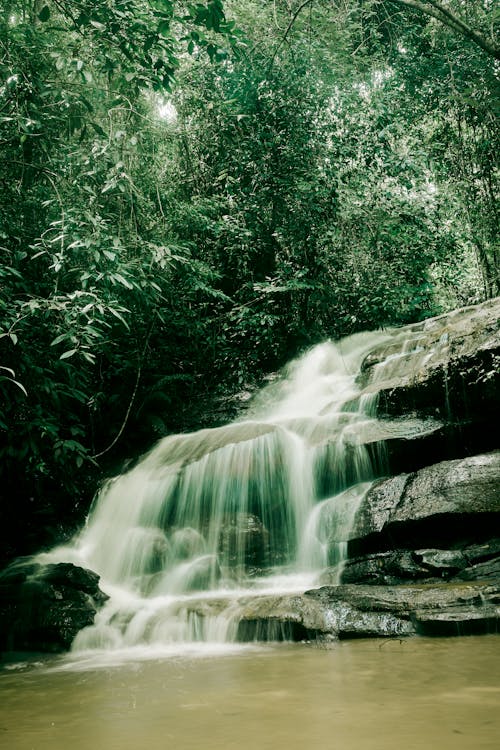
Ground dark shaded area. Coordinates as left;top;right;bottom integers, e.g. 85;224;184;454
411;610;499;637
375;350;499;423
236;618;313;643
378;418;500;477
0;560;108;654
348;513;500;559
0;478;95;572
339;538;500;586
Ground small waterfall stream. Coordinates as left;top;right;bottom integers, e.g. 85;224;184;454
41;327;441;654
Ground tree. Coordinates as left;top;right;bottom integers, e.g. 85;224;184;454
0;0;241;560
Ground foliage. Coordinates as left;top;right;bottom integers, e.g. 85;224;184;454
0;0;497;562
0;0;241;559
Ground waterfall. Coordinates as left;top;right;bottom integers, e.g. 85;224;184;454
41;330;400;652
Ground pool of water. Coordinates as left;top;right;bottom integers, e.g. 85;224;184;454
1;636;499;750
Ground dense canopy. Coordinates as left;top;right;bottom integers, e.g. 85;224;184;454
0;0;498;562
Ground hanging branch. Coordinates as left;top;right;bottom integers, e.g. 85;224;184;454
391;0;500;60
269;0;316;69
269;0;499;62
90;320;155;460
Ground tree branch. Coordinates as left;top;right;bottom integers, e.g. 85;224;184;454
90;320;155;460
390;0;500;59
269;0;315;69
268;0;499;62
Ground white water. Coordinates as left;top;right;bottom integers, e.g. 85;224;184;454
39;330;418;655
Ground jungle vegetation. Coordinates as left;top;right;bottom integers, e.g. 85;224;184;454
0;0;498;561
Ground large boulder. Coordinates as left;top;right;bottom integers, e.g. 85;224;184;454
0;560;108;653
305;582;500;638
346;451;500;556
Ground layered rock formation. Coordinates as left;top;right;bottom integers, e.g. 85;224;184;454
233;297;499;639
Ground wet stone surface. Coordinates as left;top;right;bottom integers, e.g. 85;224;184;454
347;452;500;556
0;560;108;653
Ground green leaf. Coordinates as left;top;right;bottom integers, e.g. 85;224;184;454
38;5;50;22
108;307;130;328
60;349;78;360
114;273;134;289
158;20;170;36
11;379;28;396
0;369;28;397
90;121;107;137
51;333;68;346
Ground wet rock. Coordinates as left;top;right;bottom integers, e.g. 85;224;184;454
329;541;500;587
454;557;500;582
218;513;270;569
357;297;500;424
236;602;412;641
330;605;414;639
305;581;500;616
411;607;499;636
317;484;372;546
350;473;409;540
332;551;433;586
222;581;500;641
463;538;500;565
0;560;108;653
348;451;500;555
372;419;494;476
230;592;413;640
35;562;108;604
412;549;467;573
390;452;500;522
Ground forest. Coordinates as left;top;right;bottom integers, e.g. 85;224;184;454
0;0;498;564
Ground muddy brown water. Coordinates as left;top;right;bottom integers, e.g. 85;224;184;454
1;636;499;750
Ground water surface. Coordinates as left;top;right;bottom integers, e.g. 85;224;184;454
1;636;499;750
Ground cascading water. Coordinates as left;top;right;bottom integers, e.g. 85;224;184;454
41;330;402;653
